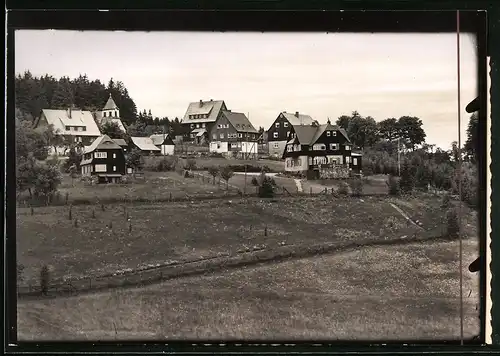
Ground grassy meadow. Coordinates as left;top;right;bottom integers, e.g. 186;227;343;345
17;193;478;286
17;238;480;341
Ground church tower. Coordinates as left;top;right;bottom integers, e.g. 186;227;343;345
102;93;120;119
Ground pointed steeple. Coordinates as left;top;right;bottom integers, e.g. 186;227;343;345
103;93;118;111
327;117;331;125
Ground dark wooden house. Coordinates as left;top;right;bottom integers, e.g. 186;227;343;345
282;120;361;177
266;111;315;157
80;135;126;183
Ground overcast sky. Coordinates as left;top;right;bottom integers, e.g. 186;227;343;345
15;30;477;150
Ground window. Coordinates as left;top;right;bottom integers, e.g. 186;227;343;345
287;145;293;152
202;123;206;128
231;143;237;148
274;143;279;148
297;158;301;166
220;133;224;139
83;127;87;131
95;152;107;159
286;131;290;138
113;153;116;158
275;123;280;128
273;132;279;139
345;156;350;164
103;112;107;117
115;111;117;117
190;124;194;129
65;126;70;131
326;131;331;137
78;127;83;132
94;164;107;172
113;166;117;171
284;122;288;127
330;143;339;150
345;145;351;150
213;134;217;140
238;133;243;138
333;131;337;136
196;124;200;128
313;144;326;150
353;158;358;165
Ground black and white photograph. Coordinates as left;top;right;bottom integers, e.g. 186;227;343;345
14;28;483;341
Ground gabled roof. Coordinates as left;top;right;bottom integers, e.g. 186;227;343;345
289;123;352;146
222;111;258;133
130;137;161;151
103;94;119;110
112;138;128;147
181;99;226;124
40;109;101;136
150;134;175;146
83;135;122;154
310;123;351;144
292;125;319;145
281;112;315;126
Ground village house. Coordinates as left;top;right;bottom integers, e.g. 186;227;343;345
33;106;102;156
282;120;361;178
209;110;260;159
80;135;126;183
129;136;161;155
150;134;176;155
266;111;316;158
180;99;228;144
93;93;127;133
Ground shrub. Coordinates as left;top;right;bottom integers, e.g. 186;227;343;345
387;175;401;196
40;265;50;296
251;176;259;186
338;181;349;195
119;175;132;184
399;161;416;194
208;166;219;184
155;156;177;172
220;167;234;190
446;207;460;239
185;158;197;171
441;193;452;209
451;162;478;208
258;172;275;198
349;178;363;197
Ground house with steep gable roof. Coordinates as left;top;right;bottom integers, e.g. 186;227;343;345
282;119;361;176
80;135;126;183
180;99;228;144
266;111;316;157
34;107;102;156
129;136;161;155
209;110;260;158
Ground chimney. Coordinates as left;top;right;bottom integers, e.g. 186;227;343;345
199;100;203;107
295;111;299;118
68;107;72;119
210;99;213;102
